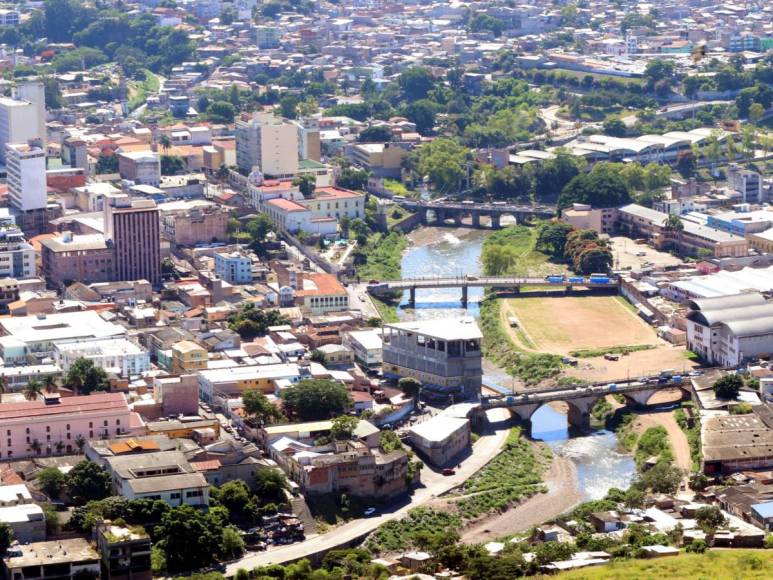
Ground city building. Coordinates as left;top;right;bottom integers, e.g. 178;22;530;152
0;392;132;460
294;273;349;315
349;142;407;178
255;25;280;48
170;340;208;374
259;186;365;236
215;251;252;284
235;113;299;177
408;415;471;466
685;293;773;367
2;538;100;580
561;204;617;235
103;450;210;506
727;164;763;203
382;318;483;400
95;521;152;580
198;363;301;403
0;485;45;543
158;200;229;247
6;142;46;212
40;232;115;287
343;329;383;368
117;151;161;186
0;90;44;165
53;337;150;378
105;199;161;286
0;225;35;279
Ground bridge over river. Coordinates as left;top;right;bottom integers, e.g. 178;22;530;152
481;374;693;432
367;275;617;306
397;198;556;228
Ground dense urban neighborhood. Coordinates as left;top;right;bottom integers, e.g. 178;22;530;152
0;0;770;579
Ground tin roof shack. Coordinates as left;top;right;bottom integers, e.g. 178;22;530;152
702;411;773;475
588;511;625;533
95;521;152;580
2;538;100;580
718;482;773;529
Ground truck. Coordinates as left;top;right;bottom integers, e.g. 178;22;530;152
568;276;585;284
589;275;610;284
608;383;618;392
546;275;565;284
672;375;683;385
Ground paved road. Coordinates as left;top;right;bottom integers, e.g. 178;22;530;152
225;408;511;573
346;282;382;320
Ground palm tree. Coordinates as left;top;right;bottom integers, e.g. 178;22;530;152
74;435;86;453
664;213;684;232
29;439;41;455
158;133;172;156
54;441;65;455
24;379;42;401
43;375;57;394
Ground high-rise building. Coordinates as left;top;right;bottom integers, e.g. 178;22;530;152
0;224;36;279
0;81;45;165
105;198;161;286
6;142;46;212
235;112;299;177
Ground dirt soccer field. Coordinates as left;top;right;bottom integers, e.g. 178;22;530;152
502;295;657;354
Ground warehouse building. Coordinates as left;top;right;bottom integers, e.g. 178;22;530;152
685;293;773;366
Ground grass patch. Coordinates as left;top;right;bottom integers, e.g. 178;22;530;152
609;411;638;452
128;69;160;111
591;397;614;425
483;224;564;277
683;350;700;361
634;426;673;469
552;549;773;579
569;344;656;358
365;507;461;554
355;231;407;281
309;493;370;532
615;295;639;314
385;205;414;228
454;427;549;519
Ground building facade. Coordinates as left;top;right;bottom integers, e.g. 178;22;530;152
215;251;252;284
105;199;161;286
6;143;46;212
235;113;299;177
0;226;35;279
40;232;115;286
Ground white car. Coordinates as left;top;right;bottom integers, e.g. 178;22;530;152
363;507;377;517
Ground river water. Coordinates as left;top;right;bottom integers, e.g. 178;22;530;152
398;227;635;500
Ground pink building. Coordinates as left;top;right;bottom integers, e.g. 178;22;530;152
0;393;132;460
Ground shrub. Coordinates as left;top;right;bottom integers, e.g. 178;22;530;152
686;538;708;553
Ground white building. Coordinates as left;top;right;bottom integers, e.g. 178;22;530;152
686;293;773;367
0;225;35;279
117;151;161;186
0;10;20;26
215;251;252;284
0;89;44;164
53;337;150;378
235;112;299;177
6;143;46;212
343;329;383;368
260;186;365;236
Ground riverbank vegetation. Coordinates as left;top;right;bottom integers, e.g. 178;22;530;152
454;428;550;519
352;230;407;322
675;402;702;471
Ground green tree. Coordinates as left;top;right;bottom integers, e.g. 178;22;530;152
358;125;393;142
413;138;468;193
227;304;288;340
695;506;725;532
0;522;12;553
557;165;631;210
664;213;684;232
24;379;42;401
64;358;109;395
404;99;437;135
37;467;66;498
686;538;708;553
96;154;118;174
210;481;256;525
293;173;316;198
220;526;245;559
603;117;627;137
161;155;185;175
309;349;327;364
398;377;421;398
207;101;236;123
714;374;742;400
330;415;359;440
242;390;284;425
67;461;111;505
536;222;575;257
748;102;765;124
282;379;351;421
399;66;435;101
481;245;518;276
154;505;222;572
253;469;289;505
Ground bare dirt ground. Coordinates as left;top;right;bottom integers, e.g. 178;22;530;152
503;295;657;354
609;236;683;271
565;346;700;383
460;453;582;543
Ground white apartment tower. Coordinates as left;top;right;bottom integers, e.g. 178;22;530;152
6;143;47;212
235;112;299;177
0;81;46;164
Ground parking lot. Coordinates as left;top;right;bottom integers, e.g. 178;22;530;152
609;236;683;271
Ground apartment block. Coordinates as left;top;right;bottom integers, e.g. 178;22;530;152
40;232;115;286
105;199;161;286
236;113;299;177
0;225;35;279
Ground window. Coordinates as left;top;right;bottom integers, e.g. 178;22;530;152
89;422;93;428
66;424;70;430
25;428;29;434
185;489;204;498
46;426;50;433
170;493;181;499
116;419;121;426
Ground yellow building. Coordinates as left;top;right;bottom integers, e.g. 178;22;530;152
170;340;208;374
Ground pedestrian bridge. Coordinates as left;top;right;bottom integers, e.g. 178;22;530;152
481;375;693;432
367;275;618;306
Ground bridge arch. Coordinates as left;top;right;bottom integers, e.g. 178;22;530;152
508;395;602;434
620;384;692;408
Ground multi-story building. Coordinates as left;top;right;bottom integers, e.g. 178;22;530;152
0;310;125;358
53;337;151;378
2;538;101;580
343;329;383;368
117;151;161;186
0;9;20;26
0;225;35;279
235;112;299;177
198;363;301;402
0;392;131;460
382;318;483;400
561;204;617;235
294;273;349;315
0;93;42;165
40;232;115;286
62;137;89;173
170;340;208;375
158;200;229;247
260;186;365;236
728;164;763;204
105;199;161;286
95;522;152;580
6;142;46;212
255;25;280;48
349;142;407;178
408;415;471;466
215;251;252;284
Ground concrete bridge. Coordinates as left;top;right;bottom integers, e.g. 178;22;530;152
397;199;556;229
482;376;692;432
367;275;617;307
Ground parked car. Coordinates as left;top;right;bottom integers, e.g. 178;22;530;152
442;468;456;476
363;507;377;517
